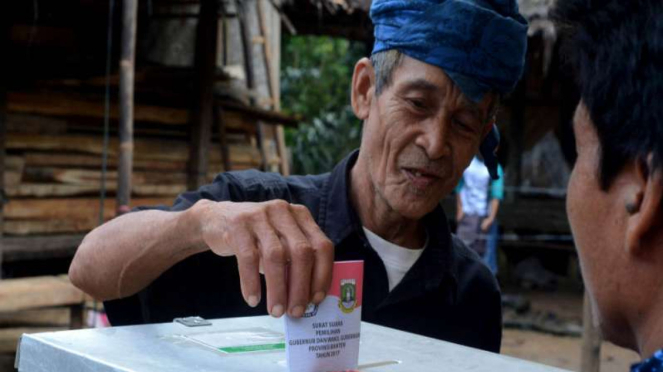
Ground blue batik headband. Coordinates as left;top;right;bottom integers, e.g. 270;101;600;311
370;0;528;102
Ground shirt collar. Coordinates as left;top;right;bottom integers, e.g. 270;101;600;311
318;149;360;246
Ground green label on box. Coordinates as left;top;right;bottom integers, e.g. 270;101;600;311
219;342;286;354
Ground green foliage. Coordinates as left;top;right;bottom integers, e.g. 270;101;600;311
281;35;366;175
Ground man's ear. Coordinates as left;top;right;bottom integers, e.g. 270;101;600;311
625;156;663;256
351;58;375;120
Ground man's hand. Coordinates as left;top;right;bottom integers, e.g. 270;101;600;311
480;217;494;232
455;194;464;222
193;199;334;319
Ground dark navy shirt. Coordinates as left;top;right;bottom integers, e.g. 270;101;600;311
105;150;502;352
632;350;663;372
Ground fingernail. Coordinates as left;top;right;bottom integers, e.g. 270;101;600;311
247;295;259;307
290;305;305;318
312;291;326;304
271;304;284;318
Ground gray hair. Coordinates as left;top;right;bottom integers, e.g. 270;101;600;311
370;49;404;96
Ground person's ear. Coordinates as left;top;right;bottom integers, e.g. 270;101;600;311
625;156;663;256
351;58;375;120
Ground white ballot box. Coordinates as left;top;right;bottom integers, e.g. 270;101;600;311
16;316;570;372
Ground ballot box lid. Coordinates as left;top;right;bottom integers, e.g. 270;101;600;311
16;316;570;372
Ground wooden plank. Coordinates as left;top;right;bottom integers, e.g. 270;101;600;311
10;24;77;48
5;220;105;235
0;327;67;353
0;308;70;327
23;168;191;186
4;197;172;221
581;292;602;372
7;92;298;127
188;0;219;190
8;91;188;125
0;275;85;312
6;114;68;135
22;152;189;171
1;235;84;263
6;133;262;165
7;183;186;198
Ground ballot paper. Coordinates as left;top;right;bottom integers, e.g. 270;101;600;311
285;261;364;372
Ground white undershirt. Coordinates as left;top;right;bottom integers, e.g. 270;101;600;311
362;227;427;291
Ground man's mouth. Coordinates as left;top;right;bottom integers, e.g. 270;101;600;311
402;168;440;190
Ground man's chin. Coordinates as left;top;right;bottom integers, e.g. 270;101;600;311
391;198;438;220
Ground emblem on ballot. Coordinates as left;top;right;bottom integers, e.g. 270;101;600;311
339;279;356;313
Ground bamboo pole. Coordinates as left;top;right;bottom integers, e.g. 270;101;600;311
0;19;7;277
238;0;268;171
0;80;6;278
581;292;602;372
188;0;219;189
257;0;289;175
117;0;139;215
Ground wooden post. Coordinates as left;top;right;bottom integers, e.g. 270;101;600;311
0;19;7;278
69;304;85;330
581;292;602;372
257;0;289;175
238;0;268;171
188;0;219;190
0;78;6;279
217;107;231;172
507;77;527;197
117;0;138;215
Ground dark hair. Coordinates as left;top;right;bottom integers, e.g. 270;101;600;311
553;0;663;189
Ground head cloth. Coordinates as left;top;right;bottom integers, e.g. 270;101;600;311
370;0;527;179
370;0;528;102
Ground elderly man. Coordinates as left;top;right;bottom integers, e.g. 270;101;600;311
553;0;663;370
70;0;527;352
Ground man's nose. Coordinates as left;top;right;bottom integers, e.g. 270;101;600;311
415;117;451;160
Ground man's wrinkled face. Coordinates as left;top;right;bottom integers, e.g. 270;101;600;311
361;56;494;219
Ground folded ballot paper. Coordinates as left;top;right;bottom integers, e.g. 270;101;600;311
285;261;364;372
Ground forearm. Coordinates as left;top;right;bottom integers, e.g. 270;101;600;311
486;199;500;222
69;204;207;301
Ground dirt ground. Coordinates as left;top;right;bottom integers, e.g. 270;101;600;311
500;289;640;372
502;329;639;371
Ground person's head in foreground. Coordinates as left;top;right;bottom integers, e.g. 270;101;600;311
553;0;663;364
351;0;526;239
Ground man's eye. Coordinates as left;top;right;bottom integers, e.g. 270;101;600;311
408;98;426;110
453;117;473;132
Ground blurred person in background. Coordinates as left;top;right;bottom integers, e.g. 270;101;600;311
456;154;504;273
